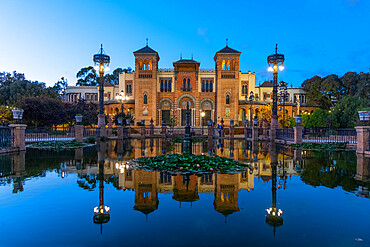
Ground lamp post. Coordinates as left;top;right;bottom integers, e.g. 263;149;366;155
278;81;288;128
201;111;205;135
93;44;110;137
268;44;285;137
116;90;129;114
246;91;259;127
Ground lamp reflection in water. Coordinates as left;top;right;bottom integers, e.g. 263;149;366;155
93;142;110;234
266;143;283;236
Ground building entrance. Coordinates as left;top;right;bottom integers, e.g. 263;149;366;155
162;110;170;125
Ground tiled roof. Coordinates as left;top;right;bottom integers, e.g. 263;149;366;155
174;58;200;64
216;46;241;54
260;81;273;87
133;45;158;54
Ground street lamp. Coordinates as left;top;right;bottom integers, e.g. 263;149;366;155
278;81;288;128
246;91;259;127
93;44;110;137
200;111;205;135
268;44;285;131
116;90;129;114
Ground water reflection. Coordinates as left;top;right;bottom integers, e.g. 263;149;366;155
0;139;369;244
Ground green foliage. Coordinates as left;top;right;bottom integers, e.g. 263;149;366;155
86;136;96;144
53;77;68;96
27;140;94;151
76;66;97;86
113;111;133;126
332;96;368;128
135;154;252;174
303;109;332;128
0;105;14;126
19;96;64;126
64;100;98;126
289;142;350;150
302;72;370;109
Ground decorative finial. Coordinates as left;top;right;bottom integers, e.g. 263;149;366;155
100;44;103;54
146;38;148;46
180;53;182;59
275;43;278;54
191;53;193;60
226;38;229;47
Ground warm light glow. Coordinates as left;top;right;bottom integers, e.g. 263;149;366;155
201;111;205;117
279;65;284;71
105;66;110;72
267;66;273;72
115;163;119;169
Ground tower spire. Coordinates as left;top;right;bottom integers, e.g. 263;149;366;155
226;38;229;47
146;38;148;46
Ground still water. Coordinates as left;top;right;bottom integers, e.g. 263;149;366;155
0;139;369;247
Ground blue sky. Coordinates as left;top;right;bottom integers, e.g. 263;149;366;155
1;0;369;86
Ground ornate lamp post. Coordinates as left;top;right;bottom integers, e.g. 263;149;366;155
246;91;259;127
268;44;285;137
200;111;205;135
93;44;110;137
278;81;288;128
116;90;129;114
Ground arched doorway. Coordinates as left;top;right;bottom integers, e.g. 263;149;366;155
242;108;247;121
200;99;214;126
158;98;173;126
180;99;193;126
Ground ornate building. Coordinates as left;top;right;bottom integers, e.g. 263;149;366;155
67;43;316;126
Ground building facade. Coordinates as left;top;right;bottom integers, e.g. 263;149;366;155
66;44;315;126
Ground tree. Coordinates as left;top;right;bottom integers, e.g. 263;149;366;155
331;96;368;128
303;109;331;128
53;77;68;96
104;67;132;85
19;96;64;126
0;105;14;126
0;79;59;106
64;100;98;126
76;66;97;86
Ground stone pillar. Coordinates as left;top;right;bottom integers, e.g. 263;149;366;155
229;120;234;140
9;124;27;151
75;125;84;142
117;126;124;140
270;115;278;141
208;121;213;141
293;126;303;144
244;125;248;139
355;126;370;154
98;114;106;137
252;127;258;141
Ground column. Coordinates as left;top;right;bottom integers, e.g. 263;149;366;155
9;124;27;151
355;126;370;154
75;125;84;142
293;126;303;144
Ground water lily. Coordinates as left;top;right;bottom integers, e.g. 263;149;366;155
210;168;213;171
197;164;200;167
180;167;183;170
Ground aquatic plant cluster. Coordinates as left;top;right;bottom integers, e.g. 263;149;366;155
288;142;352;150
133;154;252;174
26;140;94;151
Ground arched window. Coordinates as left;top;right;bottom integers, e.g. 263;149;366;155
205;80;209;91
202;80;205;92
210;81;213;92
144;94;148;104
222;60;226;70
168;79;172;92
183;78;186;89
164;80;167;92
160;80;163;92
226;94;230;104
187;78;191;90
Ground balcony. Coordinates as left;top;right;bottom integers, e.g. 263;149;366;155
181;88;192;92
138;71;153;78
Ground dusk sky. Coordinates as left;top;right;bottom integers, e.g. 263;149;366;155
1;0;369;87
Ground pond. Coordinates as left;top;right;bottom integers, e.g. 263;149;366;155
0;139;369;247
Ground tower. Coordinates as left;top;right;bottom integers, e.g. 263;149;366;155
133;43;159;124
214;43;241;125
